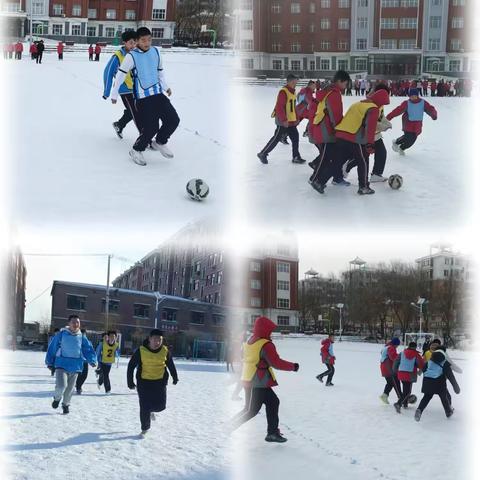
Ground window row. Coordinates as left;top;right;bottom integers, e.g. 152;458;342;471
272;19;350;32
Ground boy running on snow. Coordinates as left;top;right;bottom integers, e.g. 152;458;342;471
232;316;299;443
127;329;178;436
379;337;402;404
317;334;335;386
111;27;180;167
96;330;120;394
387;88;437;155
392;341;424;412
45;315;97;414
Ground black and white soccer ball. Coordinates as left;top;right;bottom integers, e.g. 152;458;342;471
186;178;209;201
388;174;403;190
408;394;417;404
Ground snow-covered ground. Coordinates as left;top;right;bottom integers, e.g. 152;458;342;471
0;350;234;480
4;50;234;230
235;83;473;231
230;337;473;480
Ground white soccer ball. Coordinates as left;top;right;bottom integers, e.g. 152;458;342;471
186;178;209;201
388;174;403;190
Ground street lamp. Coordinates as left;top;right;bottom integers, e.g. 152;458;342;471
410;297;426;335
331;303;344;341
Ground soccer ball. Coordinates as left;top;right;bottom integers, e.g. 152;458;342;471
186;178;209;201
408;394;417;404
388;174;403;190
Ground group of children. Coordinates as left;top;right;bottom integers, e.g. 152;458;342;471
103;28;180;167
380;337;461;421
45;315;178;435
258;71;438;196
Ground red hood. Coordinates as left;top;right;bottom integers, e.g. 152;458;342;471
253;316;277;339
403;348;418;359
321;338;332;346
369;89;390;107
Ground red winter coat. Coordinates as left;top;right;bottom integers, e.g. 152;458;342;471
386;98;437;135
95;45;101;54
243;316;296;388
296;86;315;120
15;42;23;53
274;85;298;126
57;43;64;54
88;46;94;54
380;342;398;377
7;44;14;52
394;348;425;383
320;338;335;365
309;84;343;144
30;43;37;54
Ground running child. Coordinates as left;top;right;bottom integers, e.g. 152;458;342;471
317;334;335;386
96;330;120;394
379;337;402;404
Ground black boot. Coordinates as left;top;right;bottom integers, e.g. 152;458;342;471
62;405;70;415
52;399;60;409
292;156;306;164
257;152;268;164
310;181;326;194
265;431;288;443
113;122;123;139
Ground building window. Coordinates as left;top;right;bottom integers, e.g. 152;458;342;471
320;58;331;70
381;0;399;6
320;18;330;29
338;40;349;50
428;38;440;50
450;39;462;50
4;2;21;12
451;17;464;28
241;58;254;69
106;9;116;20
357;17;368;29
277;315;290;326
338;18;350;29
152;28;164;38
399;39;416;49
291;42;301;53
241;0;253;8
443;270;450;277
451;0;465;5
241;19;253;30
71;24;81;35
251;279;261;289
291;2;301;13
88;8;96;19
320;40;331;50
134;304;150;318
52;24;63;34
320;0;331;7
272;24;281;33
380;39;397;49
66;294;86;310
105;27;115;37
272;59;283;70
432;0;442;4
358;0;368;6
430;16;441;28
338;59;349;69
277;280;290;290
400;0;418;6
213;314;225;326
87;26;96;36
152;8;166;20
162;308;177;322
380;18;398;29
271;3;281;13
355;57;368;70
277;298;290;309
277;262;290;273
125;10;136;20
241;39;253;50
310;23;315;33
250;261;261;272
449;60;461;72
72;4;81;16
250;297;261;307
310;2;316;12
291;24;301;33
338;0;350;6
272;43;282;52
191;311;205;324
310;60;316;70
356;39;367;50
291;60;301;70
101;299;120;313
52;4;63;15
32;2;44;15
400;18;418;29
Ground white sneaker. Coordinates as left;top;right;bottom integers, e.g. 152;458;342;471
152;141;174;158
129;149;147;166
391;140;400;153
370;174;387;183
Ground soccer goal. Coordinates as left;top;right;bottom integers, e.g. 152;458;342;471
404;332;436;352
192;339;225;362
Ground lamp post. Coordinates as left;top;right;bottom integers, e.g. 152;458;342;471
331;303;344;341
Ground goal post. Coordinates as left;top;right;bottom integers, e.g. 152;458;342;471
192;339;225;362
404;332;436;352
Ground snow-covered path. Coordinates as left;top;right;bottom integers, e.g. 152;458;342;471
5;50;234;230
230;338;472;480
1;351;233;480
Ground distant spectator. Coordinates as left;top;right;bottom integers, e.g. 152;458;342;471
57;41;64;60
88;44;94;61
94;43;101;61
14;41;23;60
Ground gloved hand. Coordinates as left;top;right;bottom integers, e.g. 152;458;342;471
47;365;54;371
173;378;179;385
128;382;136;390
366;143;375;155
293;363;300;372
95;368;101;375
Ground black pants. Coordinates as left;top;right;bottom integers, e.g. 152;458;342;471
259;125;299;159
98;363;112;392
418;391;452;415
232;387;280;435
89;54;93;61
310;143;340;183
133;94;180;152
58;53;63;60
75;362;89;391
15;52;22;60
371;138;387;176
117;93;142;132
36;52;43;64
95;53;100;61
423;88;428;96
383;376;401;399
139;384;167;431
319;364;335;383
397;381;413;407
395;132;417;151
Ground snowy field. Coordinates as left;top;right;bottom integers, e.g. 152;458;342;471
4;49;234;230
235;83;473;231
230;337;473;480
0;351;234;480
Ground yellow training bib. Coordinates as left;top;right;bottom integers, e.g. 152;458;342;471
313;90;333;125
271;87;297;122
140;345;168;380
101;340;119;364
336;100;377;135
241;339;277;382
114;50;134;90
